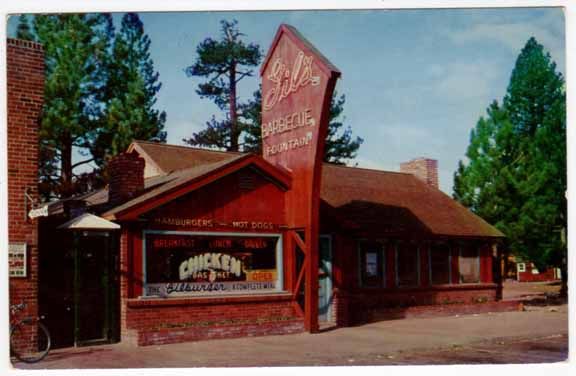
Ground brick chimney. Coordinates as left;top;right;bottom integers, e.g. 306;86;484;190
108;151;145;205
400;157;439;189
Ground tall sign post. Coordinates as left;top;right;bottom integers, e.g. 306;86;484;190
260;24;341;332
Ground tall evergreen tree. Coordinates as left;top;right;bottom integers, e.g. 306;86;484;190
184;20;261;152
32;14;113;199
16;13;167;200
93;12;167;166
453;37;566;294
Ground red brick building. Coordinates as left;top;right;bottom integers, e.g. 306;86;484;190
34;141;504;347
7;28;505;349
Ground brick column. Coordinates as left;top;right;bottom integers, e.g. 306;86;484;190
7;38;44;353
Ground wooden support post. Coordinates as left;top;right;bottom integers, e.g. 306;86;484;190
304;227;319;333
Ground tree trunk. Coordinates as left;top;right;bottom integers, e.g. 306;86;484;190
60;133;73;198
229;61;238;152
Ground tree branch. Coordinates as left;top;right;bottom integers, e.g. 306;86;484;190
71;158;95;170
235;71;252;84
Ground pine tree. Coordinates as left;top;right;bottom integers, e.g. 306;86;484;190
32;14;113;199
93;12;167;167
184;20;261;152
16;13;167;200
453;37;566;294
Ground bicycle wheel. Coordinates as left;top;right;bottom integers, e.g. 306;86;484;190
10;320;51;363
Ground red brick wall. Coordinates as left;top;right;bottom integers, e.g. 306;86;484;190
330;237;498;326
346;284;498;324
108;152;145;205
7;38;44;351
123;296;303;346
400;158;439;189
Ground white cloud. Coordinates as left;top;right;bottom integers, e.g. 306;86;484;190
445;20;565;72
377;124;446;152
432;61;499;101
165;119;205;146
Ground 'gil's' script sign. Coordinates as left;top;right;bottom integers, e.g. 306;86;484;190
263;51;320;111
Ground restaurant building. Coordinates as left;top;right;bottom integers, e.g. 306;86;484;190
8;25;506;349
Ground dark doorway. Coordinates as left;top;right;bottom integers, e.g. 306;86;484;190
318;235;332;322
75;231;118;345
39;223;119;349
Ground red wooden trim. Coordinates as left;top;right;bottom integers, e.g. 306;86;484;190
293;262;306;299
113;155;292;221
386;243;396;288
451;244;460;284
293;301;304;317
133;228;143;297
127;292;294;308
420;243;430;287
292;231;307;255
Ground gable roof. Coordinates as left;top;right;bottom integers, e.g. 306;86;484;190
128;140;242;176
102;153;291;221
104;141;503;239
321;164;504;238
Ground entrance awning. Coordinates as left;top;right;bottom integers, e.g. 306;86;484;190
57;213;120;230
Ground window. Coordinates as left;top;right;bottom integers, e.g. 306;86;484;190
430;243;451;285
517;263;526;273
143;232;282;297
459;245;480;283
359;241;384;287
396;243;419;287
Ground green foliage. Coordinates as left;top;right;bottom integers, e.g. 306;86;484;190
17;13;166;200
184;20;262;151
453;37;566;272
323;93;364;164
184;19;363;163
93;13;166;166
32;14;112;199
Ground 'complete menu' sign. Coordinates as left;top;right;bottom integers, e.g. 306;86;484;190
9;242;27;277
144;233;279;297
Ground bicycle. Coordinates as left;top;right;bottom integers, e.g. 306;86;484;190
10;302;51;363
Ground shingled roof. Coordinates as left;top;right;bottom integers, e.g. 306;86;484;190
321;164;504;238
97;141;502;238
128;140;242;176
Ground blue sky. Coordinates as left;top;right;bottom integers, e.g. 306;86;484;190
7;8;565;193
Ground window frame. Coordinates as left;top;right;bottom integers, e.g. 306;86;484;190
428;242;452;285
357;240;386;288
141;230;284;298
395;242;420;288
517;262;526;273
458;244;481;284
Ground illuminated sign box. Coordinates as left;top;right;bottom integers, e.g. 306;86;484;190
143;232;283;297
9;242;27;278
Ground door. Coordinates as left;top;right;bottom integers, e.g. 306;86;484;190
318;235;332;322
75;231;118;346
